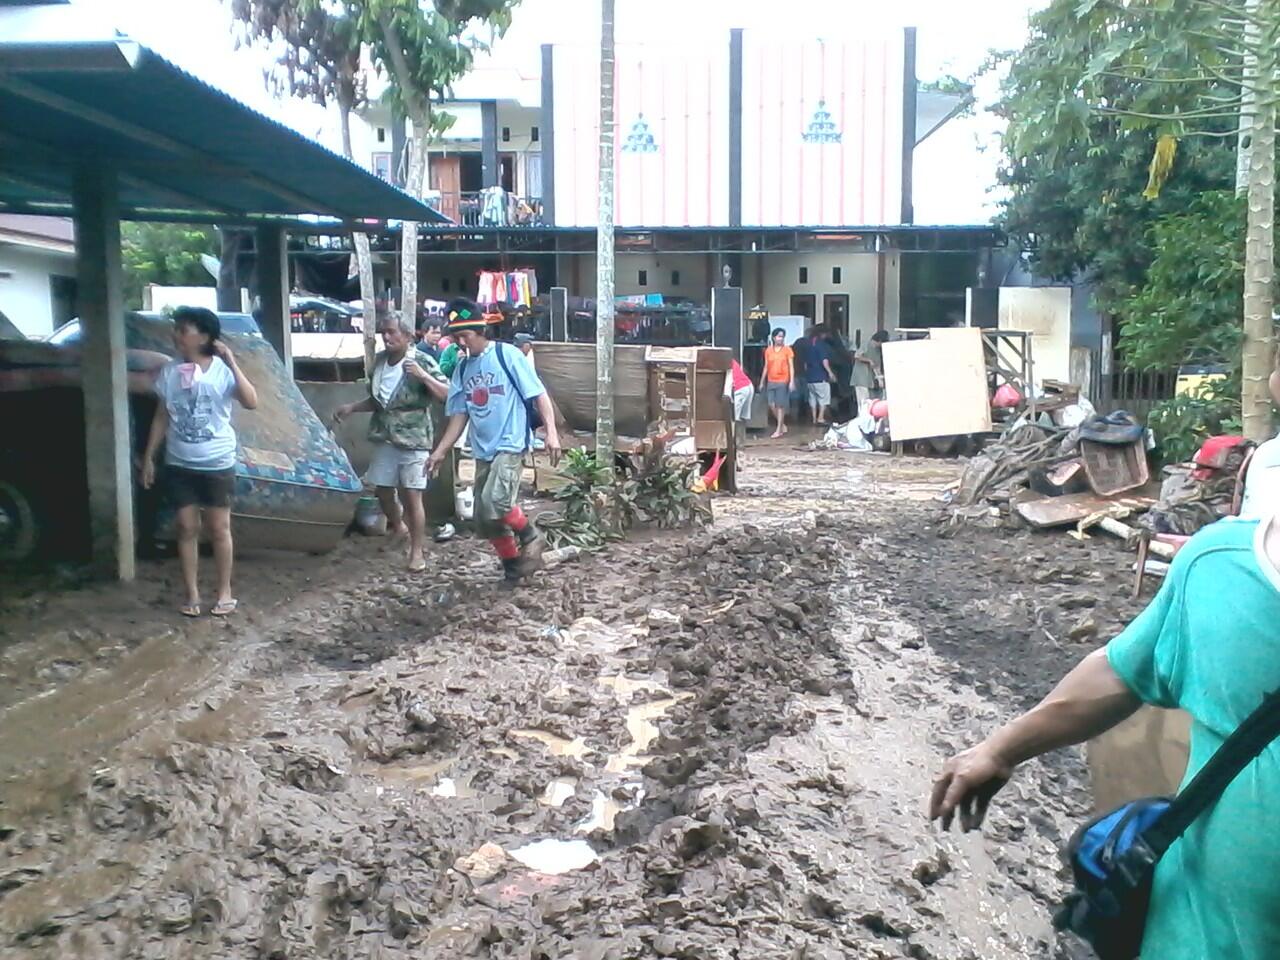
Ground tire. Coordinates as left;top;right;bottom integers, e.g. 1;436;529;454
0;478;39;563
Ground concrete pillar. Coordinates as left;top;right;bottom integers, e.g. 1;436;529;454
550;286;568;342
255;224;291;376
481;101;500;189
711;286;743;359
481;101;499;192
540;44;556;224
728;29;743;227
72;165;135;581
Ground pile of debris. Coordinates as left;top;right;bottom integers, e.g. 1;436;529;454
947;411;1257;586
948;421;1081;520
947;408;1155;536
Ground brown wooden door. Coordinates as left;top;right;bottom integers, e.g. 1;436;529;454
824;294;849;335
429;156;462;222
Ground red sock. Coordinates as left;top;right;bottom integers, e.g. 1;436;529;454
502;505;529;533
491;535;519;560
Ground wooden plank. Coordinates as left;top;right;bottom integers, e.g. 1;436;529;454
1014;491;1157;529
881;328;992;442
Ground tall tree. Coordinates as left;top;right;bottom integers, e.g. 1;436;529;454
595;0;616;464
359;0;518;320
994;0;1279;439
227;0;381;372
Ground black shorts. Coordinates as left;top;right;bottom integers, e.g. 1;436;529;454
167;466;236;509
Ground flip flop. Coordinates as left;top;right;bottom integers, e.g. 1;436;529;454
408;558;427;573
211;599;238;617
180;603;201;618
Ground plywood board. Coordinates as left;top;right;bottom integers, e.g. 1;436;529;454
1013;491;1157;529
881;329;991;441
998;287;1072;384
1088;707;1190;813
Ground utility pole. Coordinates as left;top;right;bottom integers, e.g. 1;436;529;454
595;0;617;465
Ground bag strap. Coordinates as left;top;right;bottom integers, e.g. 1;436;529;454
1144;688;1280;857
492;342;528;407
491;342;532;442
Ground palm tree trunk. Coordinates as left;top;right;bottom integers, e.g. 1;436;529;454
340;103;379;375
595;0;617;465
400;134;428;327
1241;34;1276;441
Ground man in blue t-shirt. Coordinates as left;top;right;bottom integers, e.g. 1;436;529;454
803;324;835;424
929;514;1280;959
427;298;561;581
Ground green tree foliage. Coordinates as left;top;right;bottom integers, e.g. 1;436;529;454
991;0;1238;309
120;223;216;309
1117;190;1245;370
991;0;1280;441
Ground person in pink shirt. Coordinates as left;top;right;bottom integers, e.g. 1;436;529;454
724;359;755;452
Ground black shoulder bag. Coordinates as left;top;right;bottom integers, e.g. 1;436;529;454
1054;688;1280;959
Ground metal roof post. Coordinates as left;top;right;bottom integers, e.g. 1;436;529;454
255;223;292;377
72;163;135;581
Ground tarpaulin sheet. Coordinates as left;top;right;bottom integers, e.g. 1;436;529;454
534;343;651;436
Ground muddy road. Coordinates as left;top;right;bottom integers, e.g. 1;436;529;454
0;446;1144;958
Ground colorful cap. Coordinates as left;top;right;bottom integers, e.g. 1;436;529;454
444;298;487;332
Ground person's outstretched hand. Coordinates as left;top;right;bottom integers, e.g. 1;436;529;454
929;740;1014;832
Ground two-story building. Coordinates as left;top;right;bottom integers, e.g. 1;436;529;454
341;26;997;348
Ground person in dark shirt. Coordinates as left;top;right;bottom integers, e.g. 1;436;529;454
824;330;855;422
803;325;835;424
416;318;445;360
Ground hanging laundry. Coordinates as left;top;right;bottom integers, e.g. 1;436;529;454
480;186;508;226
477;270;505;304
476;268;539;307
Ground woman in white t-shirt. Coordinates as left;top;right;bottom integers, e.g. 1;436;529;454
141;307;259;618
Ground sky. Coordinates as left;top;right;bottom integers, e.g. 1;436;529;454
72;0;1047;224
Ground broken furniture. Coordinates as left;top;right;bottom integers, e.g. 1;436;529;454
645;345;738;492
529;342;737;492
1132;445;1256;597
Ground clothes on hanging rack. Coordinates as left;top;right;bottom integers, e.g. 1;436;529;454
477;268;538;307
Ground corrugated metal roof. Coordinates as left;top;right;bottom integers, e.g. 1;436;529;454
0;13;445;225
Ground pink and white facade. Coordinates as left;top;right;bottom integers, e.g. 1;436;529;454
549;31;907;229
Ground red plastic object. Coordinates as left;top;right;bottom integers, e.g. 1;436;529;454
992;383;1022;409
701;452;726;491
869;399;889;419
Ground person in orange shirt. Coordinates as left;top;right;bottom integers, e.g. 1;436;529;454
758;328;796;439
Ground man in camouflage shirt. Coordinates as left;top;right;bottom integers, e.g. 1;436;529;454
334;313;448;571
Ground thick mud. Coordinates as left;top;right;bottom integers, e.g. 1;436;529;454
0;445;1143;958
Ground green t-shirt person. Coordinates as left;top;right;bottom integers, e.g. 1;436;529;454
439;342;462;377
1107;516;1280;959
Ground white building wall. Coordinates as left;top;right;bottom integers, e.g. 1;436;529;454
0;246;74;337
548;249;899;341
742;252;900;339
